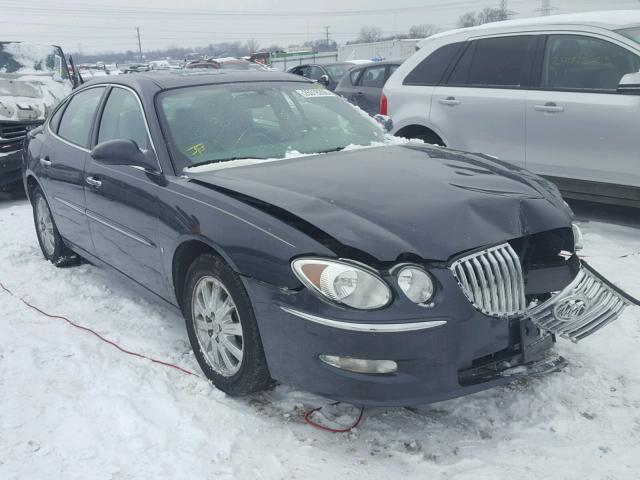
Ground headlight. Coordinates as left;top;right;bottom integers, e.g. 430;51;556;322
396;266;435;304
572;222;583;251
291;258;391;309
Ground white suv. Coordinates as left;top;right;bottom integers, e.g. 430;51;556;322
383;11;640;207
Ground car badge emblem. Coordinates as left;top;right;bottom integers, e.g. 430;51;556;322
553;294;589;322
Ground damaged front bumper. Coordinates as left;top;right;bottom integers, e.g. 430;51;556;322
526;259;637;342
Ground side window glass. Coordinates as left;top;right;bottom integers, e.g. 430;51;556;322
307;66;324;81
98;88;149;150
542;35;640;91
57;87;105;147
403;42;464;86
467;36;535;87
360;65;386;88
447;43;474;85
386;64;399;79
48;101;66;133
350;68;363;85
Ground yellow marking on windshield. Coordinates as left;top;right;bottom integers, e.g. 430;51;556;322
187;143;206;156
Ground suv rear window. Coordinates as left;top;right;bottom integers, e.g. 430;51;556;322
403;42;464;86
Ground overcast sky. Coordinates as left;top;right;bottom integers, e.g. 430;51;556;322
1;0;639;54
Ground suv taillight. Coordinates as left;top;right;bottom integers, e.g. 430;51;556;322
380;94;387;115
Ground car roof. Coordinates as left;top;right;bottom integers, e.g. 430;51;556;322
351;60;402;68
420;10;640;47
81;70;312;91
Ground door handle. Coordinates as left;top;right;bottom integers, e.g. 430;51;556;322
39;157;51;167
85;176;102;188
438;97;461;106
356;91;364;95
534;102;564;113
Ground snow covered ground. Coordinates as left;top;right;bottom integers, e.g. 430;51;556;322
1;196;639;480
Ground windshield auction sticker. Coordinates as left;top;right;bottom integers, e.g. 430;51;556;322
295;89;335;98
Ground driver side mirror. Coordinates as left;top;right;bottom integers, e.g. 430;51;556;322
318;74;330;87
617;71;640;95
373;114;393;133
90;139;158;172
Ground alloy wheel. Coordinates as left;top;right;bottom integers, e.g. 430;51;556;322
191;275;244;377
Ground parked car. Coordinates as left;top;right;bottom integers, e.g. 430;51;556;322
335;60;401;115
185;59;220;69
288;61;369;90
121;63;150;74
0;41;74;190
383;11;640;207
22;71;634;406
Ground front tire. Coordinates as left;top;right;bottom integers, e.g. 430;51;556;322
182;253;272;395
31;186;80;267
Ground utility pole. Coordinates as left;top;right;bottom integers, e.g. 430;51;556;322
136;27;143;61
324;26;330;47
535;0;554;16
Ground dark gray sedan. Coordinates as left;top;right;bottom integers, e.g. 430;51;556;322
21;71;634;406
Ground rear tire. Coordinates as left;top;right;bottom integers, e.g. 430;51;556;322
31;186;80;267
182;253;273;396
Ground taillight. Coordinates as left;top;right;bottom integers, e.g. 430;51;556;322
380;93;387;115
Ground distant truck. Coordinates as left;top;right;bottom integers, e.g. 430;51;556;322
0;42;75;189
338;39;421;62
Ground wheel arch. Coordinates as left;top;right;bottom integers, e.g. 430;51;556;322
394;124;447;146
170;235;240;311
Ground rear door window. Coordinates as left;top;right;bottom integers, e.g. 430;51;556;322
464;36;536;87
350;68;364;85
57;87;105;148
541;35;640;92
403;42;464;86
360;65;386;88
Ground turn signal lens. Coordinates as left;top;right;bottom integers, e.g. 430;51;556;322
292;258;391;310
396;266;435;304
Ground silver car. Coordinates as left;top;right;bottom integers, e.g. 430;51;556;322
383;11;640;207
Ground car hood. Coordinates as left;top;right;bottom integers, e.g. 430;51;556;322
0;75;72;121
187;145;572;262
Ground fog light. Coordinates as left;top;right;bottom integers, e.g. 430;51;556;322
319;355;397;374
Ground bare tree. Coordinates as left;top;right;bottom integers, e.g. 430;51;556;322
457;7;508;28
357;26;383;43
245;39;260;55
409;24;439;38
457;11;480;28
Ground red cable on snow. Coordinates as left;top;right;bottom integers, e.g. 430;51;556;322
2;280;367;431
303;403;365;433
0;281;199;377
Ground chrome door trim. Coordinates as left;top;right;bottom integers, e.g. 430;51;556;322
54;196;86;215
280;306;447;332
85;210;156;248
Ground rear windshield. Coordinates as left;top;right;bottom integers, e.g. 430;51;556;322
157;81;384;171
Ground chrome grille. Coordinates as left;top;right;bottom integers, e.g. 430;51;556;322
525;266;630;342
450;243;526;317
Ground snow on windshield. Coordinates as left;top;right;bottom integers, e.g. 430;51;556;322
0;42;64;77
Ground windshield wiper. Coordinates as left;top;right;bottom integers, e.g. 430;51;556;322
188;156;264;168
315;146;347;154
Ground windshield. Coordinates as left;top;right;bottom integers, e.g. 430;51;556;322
157;81;385;170
617;27;640;45
324;63;352;81
0;42;69;80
